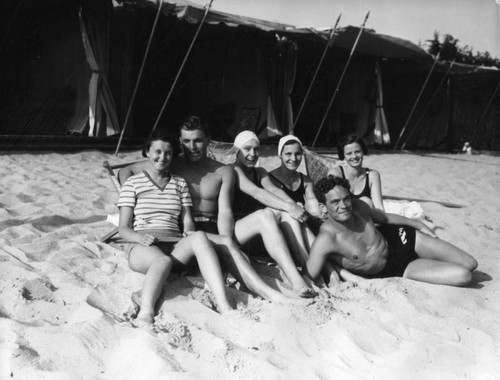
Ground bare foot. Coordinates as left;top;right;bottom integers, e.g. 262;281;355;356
294;285;317;298
133;311;154;329
217;302;235;314
269;291;314;306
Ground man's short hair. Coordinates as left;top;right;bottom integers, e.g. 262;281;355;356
314;175;351;203
179;115;210;137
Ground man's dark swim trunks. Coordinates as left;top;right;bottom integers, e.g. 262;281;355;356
372;224;418;278
193;216;218;234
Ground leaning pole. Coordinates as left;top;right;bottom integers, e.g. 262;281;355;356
311;11;370;148
114;0;165;156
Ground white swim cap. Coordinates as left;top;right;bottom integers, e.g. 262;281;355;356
233;130;260;150
278;135;303;155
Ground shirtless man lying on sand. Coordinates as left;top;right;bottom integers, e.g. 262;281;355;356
306;175;478;287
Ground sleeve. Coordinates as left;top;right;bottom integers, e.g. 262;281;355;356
177;177;193;207
117;178;137;208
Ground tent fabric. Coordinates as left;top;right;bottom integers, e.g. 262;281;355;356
373;62;390;145
79;4;120;137
130;0;431;60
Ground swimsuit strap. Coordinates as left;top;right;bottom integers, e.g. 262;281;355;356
339;166;346;179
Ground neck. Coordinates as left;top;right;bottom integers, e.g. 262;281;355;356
278;165;299;178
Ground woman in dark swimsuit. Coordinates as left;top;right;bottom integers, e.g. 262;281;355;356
328;134;384;211
269;135;323;241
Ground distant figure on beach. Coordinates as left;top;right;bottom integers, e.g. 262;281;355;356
328;134;384;211
231;131;317;297
306;175;478;287
120;116;311;305
118;131;233;326
268;135;323;255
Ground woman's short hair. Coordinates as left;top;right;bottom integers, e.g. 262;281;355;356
142;129;180;158
337;134;368;160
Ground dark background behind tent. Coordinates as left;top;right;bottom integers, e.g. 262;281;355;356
1;0;499;151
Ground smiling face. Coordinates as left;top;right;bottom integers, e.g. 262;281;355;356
280;142;303;171
343;142;364;168
147;140;174;172
179;128;209;162
235;139;260;168
324;185;353;223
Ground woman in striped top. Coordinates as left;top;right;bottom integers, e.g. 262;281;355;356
118;132;232;326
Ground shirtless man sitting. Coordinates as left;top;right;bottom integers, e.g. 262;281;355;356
119;116;311;304
306;175;478;287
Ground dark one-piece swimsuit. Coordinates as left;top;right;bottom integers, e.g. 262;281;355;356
339;166;371;199
268;172;305;203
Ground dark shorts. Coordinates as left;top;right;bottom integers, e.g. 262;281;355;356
373;225;418;278
125;230;180;259
194;220;219;234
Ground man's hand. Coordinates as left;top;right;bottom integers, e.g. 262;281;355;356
418;222;438;238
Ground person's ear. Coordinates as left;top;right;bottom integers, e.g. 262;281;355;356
319;203;328;219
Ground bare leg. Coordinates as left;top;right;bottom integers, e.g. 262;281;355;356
235;209;316;298
414;231;478;270
403;232;478;286
275;210;312;267
171;231;233;313
205;233;312;305
129;245;173;324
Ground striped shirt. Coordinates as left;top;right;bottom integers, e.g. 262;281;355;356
117;172;192;234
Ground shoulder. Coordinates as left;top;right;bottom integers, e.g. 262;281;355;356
314;222;340;249
352;199;372;218
327;165;342;176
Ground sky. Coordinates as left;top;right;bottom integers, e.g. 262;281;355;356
185;0;500;59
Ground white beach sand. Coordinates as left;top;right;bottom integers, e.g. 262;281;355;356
0;147;499;379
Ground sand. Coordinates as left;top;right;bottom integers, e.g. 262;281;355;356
0;147;499;379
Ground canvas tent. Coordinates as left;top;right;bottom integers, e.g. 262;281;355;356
4;0;496;151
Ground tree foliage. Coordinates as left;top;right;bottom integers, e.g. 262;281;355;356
426;31;500;68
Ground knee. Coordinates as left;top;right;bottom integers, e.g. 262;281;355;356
466;256;478;271
189;230;209;244
454;266;473;287
155;255;173;271
221;235;238;250
259;208;278;225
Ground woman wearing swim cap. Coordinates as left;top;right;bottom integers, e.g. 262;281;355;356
230;130;318;299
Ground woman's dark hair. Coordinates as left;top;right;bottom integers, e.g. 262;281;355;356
314;175;351;203
142;129;180;158
337;134;368;160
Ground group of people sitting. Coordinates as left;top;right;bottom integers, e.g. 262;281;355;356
116;115;478;327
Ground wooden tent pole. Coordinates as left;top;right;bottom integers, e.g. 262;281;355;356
150;0;214;135
311;12;370;148
470;78;500;145
114;0;164;156
393;52;440;150
292;13;342;134
400;58;455;150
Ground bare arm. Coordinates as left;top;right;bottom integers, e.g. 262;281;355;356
217;166;236;237
369;169;385;211
234;167;306;220
118;206;156;246
370;207;437;237
181;206;196;234
303;175;322;216
306;229;339;281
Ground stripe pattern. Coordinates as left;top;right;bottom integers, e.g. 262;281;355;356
117;172;192;233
